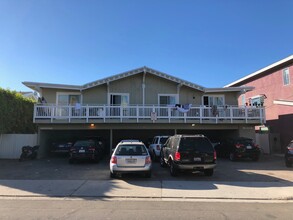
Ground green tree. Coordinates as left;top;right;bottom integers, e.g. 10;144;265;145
0;88;37;134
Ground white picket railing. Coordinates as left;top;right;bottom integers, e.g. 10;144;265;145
33;104;265;124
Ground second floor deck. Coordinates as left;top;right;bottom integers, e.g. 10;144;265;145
33;104;266;125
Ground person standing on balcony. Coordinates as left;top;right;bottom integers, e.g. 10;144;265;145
41;96;47;104
40;96;47;116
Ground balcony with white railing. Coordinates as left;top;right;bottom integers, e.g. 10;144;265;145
33;104;266;125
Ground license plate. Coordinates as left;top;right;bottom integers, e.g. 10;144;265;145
79;150;85;153
194;157;201;162
126;158;137;164
246;145;252;149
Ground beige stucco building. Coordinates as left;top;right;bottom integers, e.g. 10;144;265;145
23;67;265;157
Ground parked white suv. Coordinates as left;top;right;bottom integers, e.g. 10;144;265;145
148;136;170;161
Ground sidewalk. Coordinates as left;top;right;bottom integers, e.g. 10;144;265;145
0;179;293;200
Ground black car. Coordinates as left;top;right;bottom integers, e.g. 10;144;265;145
50;141;74;155
160;134;216;176
69;138;105;163
214;137;260;161
285;141;293;167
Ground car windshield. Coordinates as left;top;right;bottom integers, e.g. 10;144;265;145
115;145;147;156
179;137;213;152
74;140;95;148
159;137;168;144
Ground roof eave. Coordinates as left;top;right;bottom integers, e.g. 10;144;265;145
225;55;293;87
205;86;254;93
82;66;205;91
22;82;82;92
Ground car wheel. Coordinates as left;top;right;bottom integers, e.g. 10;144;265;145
229;153;235;161
152;151;157;162
110;171;116;178
285;161;292;167
145;171;152;178
170;161;178;176
204;169;214;176
160;153;166;167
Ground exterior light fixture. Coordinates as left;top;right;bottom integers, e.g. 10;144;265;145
90;123;95;127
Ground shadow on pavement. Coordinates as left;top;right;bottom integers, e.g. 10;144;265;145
0;155;292;198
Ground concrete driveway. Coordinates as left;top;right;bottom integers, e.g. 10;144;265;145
0;155;293;200
0;154;292;182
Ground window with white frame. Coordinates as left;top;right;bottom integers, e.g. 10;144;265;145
283;68;290;86
109;93;129;106
57;93;81;105
56;92;82;117
203;95;224;106
250;95;265;107
158;94;178;105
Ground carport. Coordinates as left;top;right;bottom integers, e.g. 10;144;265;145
37;123;243;158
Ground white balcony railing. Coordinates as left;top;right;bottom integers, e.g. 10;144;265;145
33;104;265;124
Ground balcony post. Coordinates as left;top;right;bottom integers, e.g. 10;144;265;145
51;105;54;123
103;105;106;122
69;106;72;123
136;105;139;123
230;106;233;123
260;107;263;124
245;106;248;123
120;106;123;122
86;105;89;123
168;107;171;123
200;106;203;123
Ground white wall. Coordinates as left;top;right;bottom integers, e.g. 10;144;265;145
0;134;38;159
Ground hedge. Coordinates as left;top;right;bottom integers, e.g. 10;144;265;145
0;88;37;134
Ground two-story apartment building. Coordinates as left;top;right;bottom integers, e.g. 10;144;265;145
226;55;293;153
23;66;265;157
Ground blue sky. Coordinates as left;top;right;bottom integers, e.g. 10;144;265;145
0;0;292;91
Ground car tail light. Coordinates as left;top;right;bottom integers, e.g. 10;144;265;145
288;147;293;150
145;156;151;164
111;156;117;164
235;144;244;148
156;145;160;150
253;143;259;148
174;151;181;161
88;147;95;151
214;151;217;160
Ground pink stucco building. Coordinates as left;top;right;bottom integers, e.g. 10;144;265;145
226;55;293;153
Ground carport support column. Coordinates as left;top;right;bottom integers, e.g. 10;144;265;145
110;129;113;155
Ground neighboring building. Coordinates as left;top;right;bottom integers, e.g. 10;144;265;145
19;91;39;101
23;66;264;157
225;55;293;153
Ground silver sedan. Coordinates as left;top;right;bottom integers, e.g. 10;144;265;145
110;141;152;178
